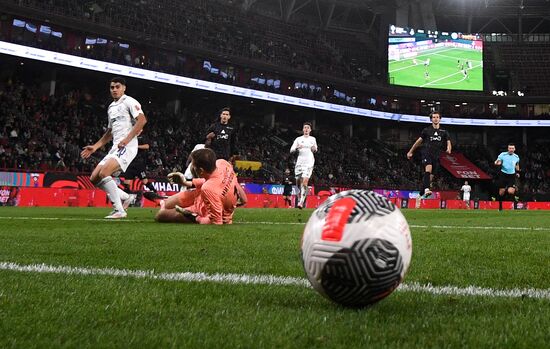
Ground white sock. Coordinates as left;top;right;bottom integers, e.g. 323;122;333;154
299;185;308;205
98;176;124;212
117;188;130;201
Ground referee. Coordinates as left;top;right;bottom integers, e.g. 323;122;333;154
494;143;520;211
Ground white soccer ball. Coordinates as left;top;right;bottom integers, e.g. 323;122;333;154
301;190;412;307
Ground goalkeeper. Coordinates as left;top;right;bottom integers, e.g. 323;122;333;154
155;148;247;224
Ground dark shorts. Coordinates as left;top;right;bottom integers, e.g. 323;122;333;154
283;185;293;196
421;152;440;174
496;172;516;189
123;160;147;180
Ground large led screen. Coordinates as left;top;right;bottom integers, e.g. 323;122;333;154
388;25;483;91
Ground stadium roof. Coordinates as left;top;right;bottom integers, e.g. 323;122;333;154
435;0;550;33
240;0;550;33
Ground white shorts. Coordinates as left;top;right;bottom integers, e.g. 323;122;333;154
98;144;138;173
295;164;314;179
463;193;470;201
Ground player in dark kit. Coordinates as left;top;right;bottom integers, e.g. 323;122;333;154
282;168;293;208
122;132;165;203
407;111;452;200
205;107;236;161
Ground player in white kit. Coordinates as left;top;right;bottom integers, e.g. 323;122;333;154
290;122;317;209
461;180;472;208
184;144;206;180
81;77;147;218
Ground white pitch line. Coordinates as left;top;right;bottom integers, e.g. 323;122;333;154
420;63;482;87
389;47;455;64
1;261;549;300
0;216;307;225
0;216;307;224
0;261;310;287
0;216;131;222
241;222;550;232
432;52;482;63
388;48;456;73
426;74;467;86
399;282;550;300
1;216;550;231
409;224;550;232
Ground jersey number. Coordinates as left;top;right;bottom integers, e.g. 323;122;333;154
117;147;127;157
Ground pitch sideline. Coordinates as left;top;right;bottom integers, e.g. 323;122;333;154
1;261;549;300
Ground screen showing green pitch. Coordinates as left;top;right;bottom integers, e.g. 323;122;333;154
388;25;483;91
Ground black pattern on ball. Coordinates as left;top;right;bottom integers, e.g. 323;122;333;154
315;190;396;223
319;238;404;307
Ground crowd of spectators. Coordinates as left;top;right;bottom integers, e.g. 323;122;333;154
2;78;550;199
4;5;550;119
4;0;372;81
0;78;207;176
521;146;550;198
2;10;370;108
489;42;550;97
0;79;79;172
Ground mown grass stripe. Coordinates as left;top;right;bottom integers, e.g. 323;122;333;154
0;216;305;224
1;216;550;231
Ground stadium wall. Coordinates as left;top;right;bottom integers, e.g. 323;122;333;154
0;187;329;209
2;187;548;211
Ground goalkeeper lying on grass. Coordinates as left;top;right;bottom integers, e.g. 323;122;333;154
155;148;247;224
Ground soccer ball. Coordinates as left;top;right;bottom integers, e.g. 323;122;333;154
301;190;412;307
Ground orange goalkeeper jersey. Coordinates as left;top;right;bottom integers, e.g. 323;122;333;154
194;159;238;224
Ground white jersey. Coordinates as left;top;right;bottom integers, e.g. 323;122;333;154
191;144;205;152
461;185;471;194
107;94;142;146
290;135;317;167
184;144;205;180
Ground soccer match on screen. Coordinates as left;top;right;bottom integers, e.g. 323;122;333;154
388;25;484;91
0;0;549;348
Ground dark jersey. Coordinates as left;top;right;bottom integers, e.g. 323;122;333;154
420;125;449;157
206;123;236;160
135;135;149;163
123;135;149;179
283;176;293;187
283;175;293;195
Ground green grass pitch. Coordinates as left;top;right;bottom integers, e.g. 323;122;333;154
0;207;549;348
389;47;483;91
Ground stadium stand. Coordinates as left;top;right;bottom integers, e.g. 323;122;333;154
2;0;368;80
3;7;550;118
491;42;550;96
2;1;550;201
2;76;550;200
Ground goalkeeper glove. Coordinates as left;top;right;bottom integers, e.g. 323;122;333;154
175;205;198;223
167;172;185;185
